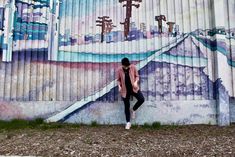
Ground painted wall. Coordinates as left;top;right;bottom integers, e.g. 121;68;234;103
0;0;234;125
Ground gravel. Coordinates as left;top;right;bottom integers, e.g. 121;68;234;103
0;124;235;157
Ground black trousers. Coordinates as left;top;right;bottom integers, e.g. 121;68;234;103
122;90;145;122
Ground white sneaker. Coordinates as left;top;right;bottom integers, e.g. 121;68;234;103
131;109;136;119
125;122;131;130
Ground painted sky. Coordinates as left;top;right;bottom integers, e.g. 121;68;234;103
58;0;219;35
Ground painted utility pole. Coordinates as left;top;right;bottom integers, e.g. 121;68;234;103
120;18;130;38
155;15;166;33
166;21;175;33
119;0;142;38
96;16;113;43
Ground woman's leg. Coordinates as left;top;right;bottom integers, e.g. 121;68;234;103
132;90;145;111
122;95;131;122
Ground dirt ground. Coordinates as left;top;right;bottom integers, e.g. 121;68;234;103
0;124;235;157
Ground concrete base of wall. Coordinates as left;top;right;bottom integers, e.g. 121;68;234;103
230;98;235;123
0;100;217;125
64;100;217;125
0;101;72;120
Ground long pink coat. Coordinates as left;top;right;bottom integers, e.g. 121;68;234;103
117;64;140;98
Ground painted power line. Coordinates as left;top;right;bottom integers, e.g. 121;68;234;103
96;16;115;42
119;0;142;38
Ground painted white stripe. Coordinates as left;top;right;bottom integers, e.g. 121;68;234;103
192;35;234;96
153;55;208;67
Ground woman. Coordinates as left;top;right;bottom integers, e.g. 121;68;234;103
117;58;145;129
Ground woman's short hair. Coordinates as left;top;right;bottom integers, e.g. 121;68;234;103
121;57;130;66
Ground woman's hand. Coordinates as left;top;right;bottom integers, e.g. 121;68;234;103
133;81;138;88
118;85;122;92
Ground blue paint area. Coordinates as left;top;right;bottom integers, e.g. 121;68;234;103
13;22;48;40
192;34;235;67
213;78;230;125
57;50;155;63
57;50;208;64
13;0;49;41
0;35;3;49
213;79;231;105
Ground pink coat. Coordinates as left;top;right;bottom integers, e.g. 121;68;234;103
117;64;140;98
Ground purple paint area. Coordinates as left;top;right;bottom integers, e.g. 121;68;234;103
165;36;206;58
12;49;49;62
139;62;213;100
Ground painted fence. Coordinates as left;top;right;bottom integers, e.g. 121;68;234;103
0;0;235;126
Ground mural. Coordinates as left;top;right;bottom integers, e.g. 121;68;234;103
0;0;235;125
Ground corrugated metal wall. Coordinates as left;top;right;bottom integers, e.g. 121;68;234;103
0;0;234;125
225;0;235;97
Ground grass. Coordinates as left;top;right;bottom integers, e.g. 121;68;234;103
0;119;80;131
131;122;164;130
142;122;162;129
91;121;98;127
0;119;180;131
139;122;180;130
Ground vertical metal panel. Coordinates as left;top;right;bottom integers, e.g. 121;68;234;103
226;0;235;97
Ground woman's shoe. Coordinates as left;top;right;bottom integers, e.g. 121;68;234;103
125;122;131;130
